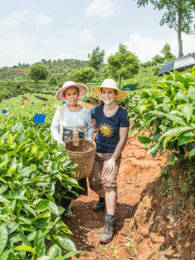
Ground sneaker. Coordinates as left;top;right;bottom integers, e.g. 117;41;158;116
92;198;105;212
100;215;115;244
63;207;73;218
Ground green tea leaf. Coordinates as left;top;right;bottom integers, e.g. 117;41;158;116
23;204;36;217
18;233;31;246
37;257;52;260
8;133;14;144
56;235;76;251
31;144;38;154
138;136;152;144
0;224;8;254
159;127;192;141
188;85;195;100
7;222;19;235
20;166;35;177
166;114;188;126
48;245;59;258
62;250;82;259
0;185;8;195
7;164;17;176
15;244;36;253
34;230;46;257
181;104;193;122
0;160;9;169
0;249;15;260
189;148;195;158
48;201;59;216
35;199;49;212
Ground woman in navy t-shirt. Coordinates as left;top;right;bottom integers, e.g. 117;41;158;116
89;79;129;244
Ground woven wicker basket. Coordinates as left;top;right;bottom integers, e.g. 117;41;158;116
65;139;96;180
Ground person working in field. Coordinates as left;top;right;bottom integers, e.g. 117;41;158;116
51;81;94;217
89;79;129;243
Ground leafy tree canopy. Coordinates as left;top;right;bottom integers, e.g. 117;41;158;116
88;47;105;72
67;67;95;84
107;43;140;88
49;75;58;86
160;43;176;61
28;63;48;92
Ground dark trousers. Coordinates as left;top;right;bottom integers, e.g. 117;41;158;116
60;177;88;208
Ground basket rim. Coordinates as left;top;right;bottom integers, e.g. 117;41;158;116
65;138;96;154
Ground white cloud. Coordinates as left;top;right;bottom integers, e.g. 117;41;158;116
105;33;195;63
11;10;29;21
0;32;41;67
40;39;50;46
0;17;19;27
79;29;95;45
34;14;52;25
57;52;74;59
85;0;117;19
55;29;77;36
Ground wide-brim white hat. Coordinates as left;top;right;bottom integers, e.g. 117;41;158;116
90;79;128;101
56;81;89;101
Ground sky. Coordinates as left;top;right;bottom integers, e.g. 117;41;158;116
0;0;195;68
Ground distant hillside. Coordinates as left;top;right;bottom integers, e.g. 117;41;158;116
0;59;88;80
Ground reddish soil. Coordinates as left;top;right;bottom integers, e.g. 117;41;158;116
22;98;29;105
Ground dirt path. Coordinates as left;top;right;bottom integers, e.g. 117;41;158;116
64;129;167;260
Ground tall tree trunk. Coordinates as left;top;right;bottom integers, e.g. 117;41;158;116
177;1;183;58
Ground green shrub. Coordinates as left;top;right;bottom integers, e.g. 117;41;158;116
152;65;162;76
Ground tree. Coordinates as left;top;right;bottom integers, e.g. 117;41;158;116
67;67;95;84
28;63;48;92
187;52;195;56
152;55;165;65
160;43;176;60
88;47;105;72
49;75;58;86
160;43;176;63
41;59;47;64
135;0;195;57
100;65;112;79
107;43;140;88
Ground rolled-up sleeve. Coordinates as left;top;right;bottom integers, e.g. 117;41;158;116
51;108;61;141
85;109;94;139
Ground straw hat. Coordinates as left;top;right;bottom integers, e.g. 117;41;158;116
56;81;89;101
90;79;128;101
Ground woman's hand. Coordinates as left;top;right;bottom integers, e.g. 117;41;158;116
104;157;116;174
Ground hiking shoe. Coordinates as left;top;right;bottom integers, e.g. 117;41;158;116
100;215;115;244
63;207;73;218
92;198;105;212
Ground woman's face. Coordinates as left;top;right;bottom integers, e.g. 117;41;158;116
101;88;116;105
64;87;79;105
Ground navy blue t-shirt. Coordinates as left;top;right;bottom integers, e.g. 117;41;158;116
91;105;129;153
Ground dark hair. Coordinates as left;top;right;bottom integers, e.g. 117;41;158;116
63;86;80;97
100;87;117;94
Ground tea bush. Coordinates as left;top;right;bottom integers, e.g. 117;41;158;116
127;67;195;165
0;95;81;259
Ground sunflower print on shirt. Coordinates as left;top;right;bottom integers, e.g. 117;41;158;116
99;123;114;137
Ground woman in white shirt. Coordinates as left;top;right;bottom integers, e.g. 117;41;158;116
51;81;94;217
